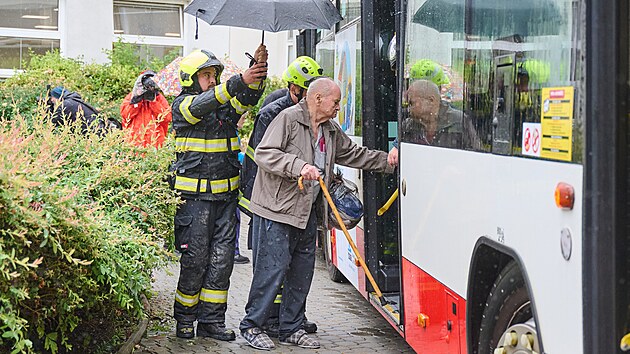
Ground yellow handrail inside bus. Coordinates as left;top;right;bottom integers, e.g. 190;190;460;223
377;188;399;216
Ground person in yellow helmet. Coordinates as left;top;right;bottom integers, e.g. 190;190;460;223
171;44;267;341
410;59;451;86
238;56;323;339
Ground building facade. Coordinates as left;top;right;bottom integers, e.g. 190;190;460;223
0;0;295;78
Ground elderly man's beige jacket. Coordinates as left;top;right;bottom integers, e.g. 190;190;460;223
249;100;394;229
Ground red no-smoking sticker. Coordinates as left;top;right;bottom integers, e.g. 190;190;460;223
524;128;531;152
522;123;541;157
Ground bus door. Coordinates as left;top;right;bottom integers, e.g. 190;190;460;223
492;54;516;155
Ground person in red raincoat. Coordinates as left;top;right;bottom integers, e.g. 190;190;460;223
120;70;172;148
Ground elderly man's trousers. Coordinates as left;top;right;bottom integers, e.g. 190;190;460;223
239;209;317;339
173;198;237;325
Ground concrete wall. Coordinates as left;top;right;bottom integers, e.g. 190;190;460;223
61;0;113;64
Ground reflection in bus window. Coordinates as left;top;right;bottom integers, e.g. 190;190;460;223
402;79;481;149
405;0;583;161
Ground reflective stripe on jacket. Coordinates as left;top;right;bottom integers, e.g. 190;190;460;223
171;74;264;200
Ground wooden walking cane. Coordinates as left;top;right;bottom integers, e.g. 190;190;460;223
299;176;390;307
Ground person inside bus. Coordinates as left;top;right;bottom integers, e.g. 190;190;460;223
387;78;481;165
239;78;396;350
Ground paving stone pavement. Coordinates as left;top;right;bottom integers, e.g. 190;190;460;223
136;215;414;353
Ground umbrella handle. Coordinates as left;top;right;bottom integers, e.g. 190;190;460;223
261;30;265;45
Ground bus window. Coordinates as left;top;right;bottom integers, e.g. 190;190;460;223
462;0;582;162
407;0;583;162
403;0;481;151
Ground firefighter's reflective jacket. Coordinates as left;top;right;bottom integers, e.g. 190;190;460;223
171;75;264;200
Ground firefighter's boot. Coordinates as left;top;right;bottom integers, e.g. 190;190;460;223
176;322;195;339
197;322;236;341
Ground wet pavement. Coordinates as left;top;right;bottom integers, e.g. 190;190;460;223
136;214;414;353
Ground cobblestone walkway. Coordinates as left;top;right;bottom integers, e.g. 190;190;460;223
136;215;414;353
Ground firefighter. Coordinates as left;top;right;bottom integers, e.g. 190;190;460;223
171;46;268;340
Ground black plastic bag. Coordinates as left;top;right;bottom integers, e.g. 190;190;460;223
328;170;363;230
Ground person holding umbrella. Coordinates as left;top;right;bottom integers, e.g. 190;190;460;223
239;78;395;350
171;44;268;341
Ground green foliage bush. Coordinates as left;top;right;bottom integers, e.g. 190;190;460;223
0;113;178;353
0;43;286;353
240;76;287;139
0;43;180;353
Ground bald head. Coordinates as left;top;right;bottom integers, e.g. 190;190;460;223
408;79;440;100
306;77;341;123
407;79;440;121
306;77;339;99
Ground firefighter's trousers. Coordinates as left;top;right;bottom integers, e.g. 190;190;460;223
239;209;317;339
173;198;237;325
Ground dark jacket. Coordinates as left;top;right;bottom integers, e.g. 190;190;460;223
397;100;481;150
171;74;264;201
51;91;100;133
239;90;294;214
261;88;288;108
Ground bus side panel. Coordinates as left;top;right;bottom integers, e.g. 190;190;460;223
330;226;367;299
402;257;466;353
400;145;584;353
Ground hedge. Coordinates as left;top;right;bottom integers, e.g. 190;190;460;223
0;43;287;353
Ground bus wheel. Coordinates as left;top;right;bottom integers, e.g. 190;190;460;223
324;230;346;283
477;261;539;353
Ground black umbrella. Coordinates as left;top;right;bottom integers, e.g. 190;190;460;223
412;0;561;37
185;0;343;43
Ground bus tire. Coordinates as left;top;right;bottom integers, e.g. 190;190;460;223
324;230;346;283
477;260;533;353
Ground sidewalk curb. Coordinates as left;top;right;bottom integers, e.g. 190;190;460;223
117;294;150;354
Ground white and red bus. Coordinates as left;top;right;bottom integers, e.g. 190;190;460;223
296;0;630;352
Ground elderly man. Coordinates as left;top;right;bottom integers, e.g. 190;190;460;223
239;56;324;337
388;79;481;165
239;78;395;350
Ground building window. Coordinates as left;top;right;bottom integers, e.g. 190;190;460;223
113;1;183;60
113;1;182;59
0;0;60;75
0;37;59;69
0;0;59;30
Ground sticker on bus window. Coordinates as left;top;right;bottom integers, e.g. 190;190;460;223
540;86;574;162
522;122;542;157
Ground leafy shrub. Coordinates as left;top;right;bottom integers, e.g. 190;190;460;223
0;44;179;353
240;76;287;139
0;112;178;353
0;44;285;352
